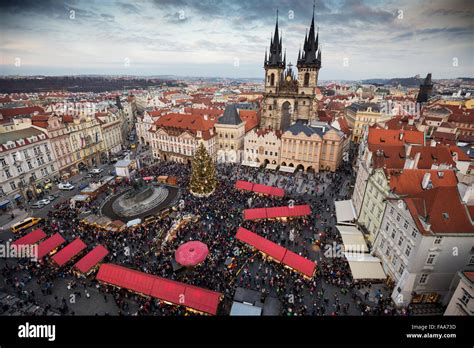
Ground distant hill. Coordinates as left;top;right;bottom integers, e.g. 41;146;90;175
0;76;184;93
362;77;423;87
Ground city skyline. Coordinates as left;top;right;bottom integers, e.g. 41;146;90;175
0;0;473;80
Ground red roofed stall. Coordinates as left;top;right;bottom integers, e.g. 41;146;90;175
235;180;285;197
236;227;286;262
37;233;66;259
96;264;222;315
236;228;316;278
12;228;46;246
73;245;109;274
51;238;87;267
243;207;267;220
243;205;311;220
235;180;254;191
282;250;316;278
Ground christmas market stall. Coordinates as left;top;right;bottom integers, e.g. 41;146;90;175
73;245;109;276
96;263;223;315
37;233;66;260
11;228;47;247
51;238;87;267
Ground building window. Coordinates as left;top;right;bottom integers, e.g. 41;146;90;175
419;273;429;284
10;181;16;190
403;221;409;229
411;229;417;239
398;236;404;247
390;207;394;215
468;255;474;265
434;237;442;245
426;254;437;265
460;291;470;305
398;264;405;275
391;229;396;239
405;245;411;257
304;73;310;87
396;214;401;222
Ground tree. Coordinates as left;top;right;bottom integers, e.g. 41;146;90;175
189;142;217;197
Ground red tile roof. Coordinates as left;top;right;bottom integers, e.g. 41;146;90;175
153;113;216;140
449;145;471;161
408;146;456;169
404;186;474;235
368;128;425;146
0;106;44;120
387;169;458;195
370;145;407;169
239;110;259;132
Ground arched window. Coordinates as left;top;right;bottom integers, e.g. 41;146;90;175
304;73;310;87
270;73;275;86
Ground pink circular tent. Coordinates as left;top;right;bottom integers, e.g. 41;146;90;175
175;241;209;266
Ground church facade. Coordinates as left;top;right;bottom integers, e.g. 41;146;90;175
261;9;322;131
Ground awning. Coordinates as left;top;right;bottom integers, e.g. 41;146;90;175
0;200;11;208
235;180;254;191
345;254;386;280
243;207;267;220
13;194;22;200
230;302;262;316
279;165;296;173
51;238;87;266
242;160;260;168
74;245;109;274
71;195;89;202
336;225;368;253
243;205;311;220
265;164;278;170
335;200;356;223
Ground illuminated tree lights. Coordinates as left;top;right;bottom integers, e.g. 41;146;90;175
189;142;217;197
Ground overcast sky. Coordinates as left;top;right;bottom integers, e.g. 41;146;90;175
0;0;473;80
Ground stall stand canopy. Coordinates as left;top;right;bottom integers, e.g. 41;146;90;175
96;263;222;315
243;205;311;221
37;233;66;259
230;302;262;316
12;228;46;246
51;238;87;267
74;245;109;274
236;227;316;278
336;225;369;253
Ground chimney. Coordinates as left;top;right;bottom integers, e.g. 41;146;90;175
408;117;414;126
405;144;412;157
421;172;431;190
203;114;208;121
399;131;404;141
413;151;421;169
430;139;436;147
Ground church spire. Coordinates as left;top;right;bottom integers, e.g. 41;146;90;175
265;9;285;69
297;0;321;68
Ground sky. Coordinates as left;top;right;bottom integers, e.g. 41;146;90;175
0;0;473;80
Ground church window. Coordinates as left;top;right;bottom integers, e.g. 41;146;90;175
270;73;275;86
304;73;310;87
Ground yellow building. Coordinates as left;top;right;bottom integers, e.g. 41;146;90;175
345;103;387;142
279;121;349;172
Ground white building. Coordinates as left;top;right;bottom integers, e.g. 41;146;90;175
243;128;282;166
373;186;474;308
444;271;474;316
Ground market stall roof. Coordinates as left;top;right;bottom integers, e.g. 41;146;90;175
279;165;296;173
335;200;357;223
242;160;260;167
345;254;386;280
266;206;290;218
95;216;112;227
97;263;155;295
265;163;278;170
0;200;10;208
37;233;66;259
51;238;87;266
74;245;109;274
12;228;46;246
230;302;262;316
71;194;90;202
235;180;254;191
126;218;141;227
336;225;369;253
236;227;316;278
143;176;154;181
244;205;311;220
243;207;267;220
236;227;286;261
282;250;316;278
96;264;222;315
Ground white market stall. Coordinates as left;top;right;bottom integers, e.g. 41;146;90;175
279;165;296;173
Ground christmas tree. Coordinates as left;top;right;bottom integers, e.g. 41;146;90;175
189;142;217;197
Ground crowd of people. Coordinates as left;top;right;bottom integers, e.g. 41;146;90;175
0;148;409;316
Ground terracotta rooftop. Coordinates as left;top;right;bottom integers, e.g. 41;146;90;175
368;127;425;146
